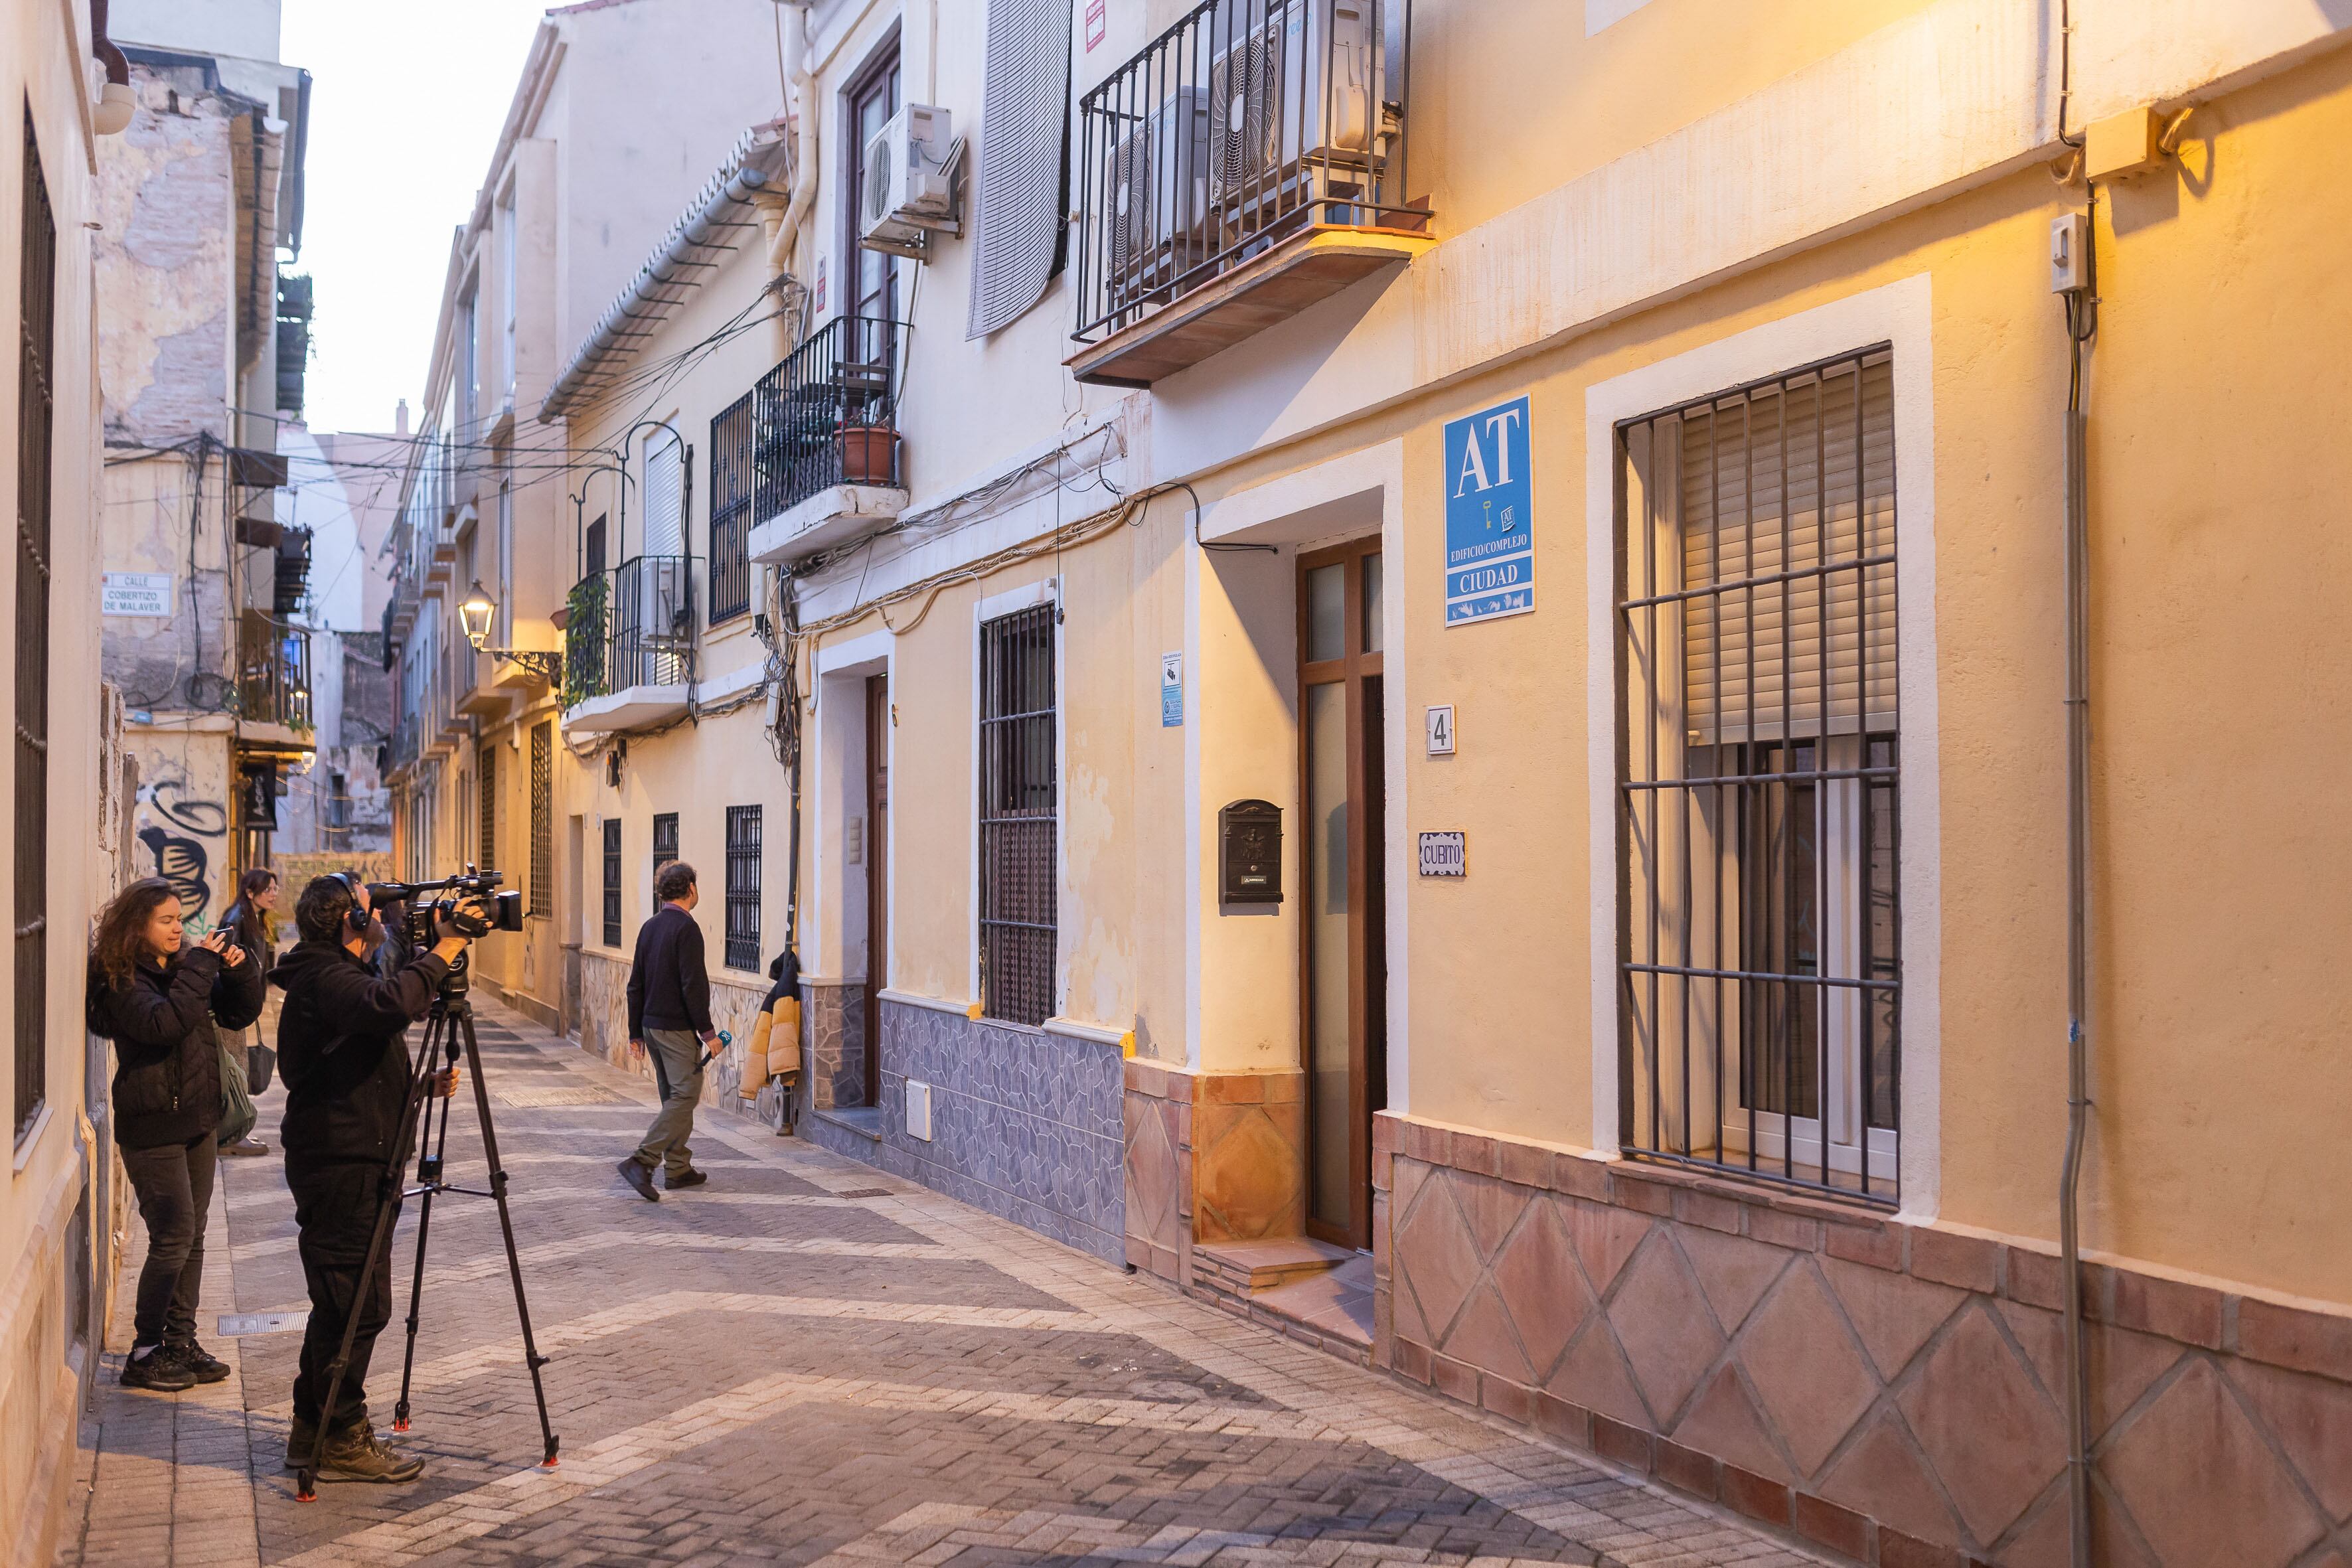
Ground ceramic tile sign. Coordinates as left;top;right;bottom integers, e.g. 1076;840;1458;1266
1160;651;1183;728
1443;394;1534;625
102;572;173;617
1418;830;1466;878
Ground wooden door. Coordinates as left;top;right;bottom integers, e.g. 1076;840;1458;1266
1299;539;1387;1250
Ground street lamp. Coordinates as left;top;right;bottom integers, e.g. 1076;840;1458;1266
459;579;565;690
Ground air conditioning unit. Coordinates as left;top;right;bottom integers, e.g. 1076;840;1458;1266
860;104;957;257
1207;0;1382;216
1108;88;1212;311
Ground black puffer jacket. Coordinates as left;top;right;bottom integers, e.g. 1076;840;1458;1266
86;946;269;1149
270;939;449;1164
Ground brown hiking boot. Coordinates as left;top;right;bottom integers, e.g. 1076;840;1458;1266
316;1419;425;1484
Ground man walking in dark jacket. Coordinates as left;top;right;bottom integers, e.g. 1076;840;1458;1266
617;861;718;1201
270;874;479;1484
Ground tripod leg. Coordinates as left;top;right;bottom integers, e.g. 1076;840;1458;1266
296;1037;441;1502
392;1010;458;1432
457;1005;562;1469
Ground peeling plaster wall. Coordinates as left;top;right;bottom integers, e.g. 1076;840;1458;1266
97;66;240;449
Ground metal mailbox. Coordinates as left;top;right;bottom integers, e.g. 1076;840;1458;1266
1217;799;1283;905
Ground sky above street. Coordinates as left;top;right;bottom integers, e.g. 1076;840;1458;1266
284;0;550;435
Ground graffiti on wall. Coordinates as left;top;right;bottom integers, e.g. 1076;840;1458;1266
133;765;226;929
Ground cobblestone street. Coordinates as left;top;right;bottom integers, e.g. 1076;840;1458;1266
54;997;1822;1568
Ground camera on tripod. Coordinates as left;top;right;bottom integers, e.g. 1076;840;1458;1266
369;866;525;945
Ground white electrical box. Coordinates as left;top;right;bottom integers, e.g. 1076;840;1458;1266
905;1079;933;1141
2050;214;2090;294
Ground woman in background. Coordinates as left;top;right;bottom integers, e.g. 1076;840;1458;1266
217;867;279;1156
86;877;266;1391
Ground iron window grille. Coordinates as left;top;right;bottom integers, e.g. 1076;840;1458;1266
1615;346;1901;1208
977;603;1058;1026
601;819;621;947
651;812;679;897
707;394;753;624
15;112;54;1144
1073;0;1419;347
477;743;497;876
724;805;761;972
529;722;552;917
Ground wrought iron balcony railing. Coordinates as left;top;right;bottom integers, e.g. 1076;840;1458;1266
1072;0;1416;348
563;555;696;703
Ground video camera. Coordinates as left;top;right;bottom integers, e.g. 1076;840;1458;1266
367;866;525;948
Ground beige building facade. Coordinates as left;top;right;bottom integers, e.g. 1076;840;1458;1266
2;0;142;1559
392;1;2352;1563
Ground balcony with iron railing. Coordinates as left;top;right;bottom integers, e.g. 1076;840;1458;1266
560;555;696;736
740;313;905;568
236;612;312;743
1069;0;1430;386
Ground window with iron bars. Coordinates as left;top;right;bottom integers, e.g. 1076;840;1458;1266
1615;346;1901;1207
977;603;1057;1026
529;722;552;917
651;813;679;913
707;396;751;625
724;805;761;972
477;742;497;875
601;819;621;947
14;112;55;1145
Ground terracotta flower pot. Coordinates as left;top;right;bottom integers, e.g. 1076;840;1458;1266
838;425;900;486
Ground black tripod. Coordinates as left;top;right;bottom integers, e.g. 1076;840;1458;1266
293;959;559;1500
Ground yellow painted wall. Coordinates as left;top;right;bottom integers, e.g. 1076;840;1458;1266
1337;43;2352;1303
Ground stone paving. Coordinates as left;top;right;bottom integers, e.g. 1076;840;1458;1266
54;994;1828;1567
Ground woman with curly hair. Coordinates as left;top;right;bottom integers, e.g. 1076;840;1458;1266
86;878;267;1392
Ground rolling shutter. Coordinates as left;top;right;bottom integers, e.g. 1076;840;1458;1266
966;0;1073;339
643;426;682;558
1676;351;1897;742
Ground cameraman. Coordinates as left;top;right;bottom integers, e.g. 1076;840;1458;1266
269;874;483;1485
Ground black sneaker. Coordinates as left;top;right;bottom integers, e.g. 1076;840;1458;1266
316;1419;425;1484
617;1159;659;1202
161;1339;230;1384
663;1168;708;1191
120;1346;196;1393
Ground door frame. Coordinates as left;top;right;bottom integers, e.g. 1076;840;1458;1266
1296;535;1386;1251
862;673;890;1109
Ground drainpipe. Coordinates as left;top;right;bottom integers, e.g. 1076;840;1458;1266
2051;5;2098;1560
771;1;821;349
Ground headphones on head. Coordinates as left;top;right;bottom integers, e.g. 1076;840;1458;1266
327;872;372;938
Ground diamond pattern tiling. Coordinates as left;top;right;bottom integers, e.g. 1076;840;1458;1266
1737;1259;1881;1478
1452;1169;1528;1261
1563;1196;1652;1298
1607;1229;1725;1426
1547;1318;1652;1428
1672;1364;1792;1481
1490;1198;1591;1379
2227;1354;2352;1521
1897;1302;2068;1544
2104;1358;2326;1568
1677;1225;1790;1336
1816;1409;1962;1547
1443;1280;1535;1386
1395;1172;1481;1344
1824;1253;1965;1381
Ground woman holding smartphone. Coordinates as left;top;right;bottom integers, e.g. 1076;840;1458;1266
86;878;268;1391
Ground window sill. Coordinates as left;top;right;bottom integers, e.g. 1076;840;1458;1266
12;1103;54;1174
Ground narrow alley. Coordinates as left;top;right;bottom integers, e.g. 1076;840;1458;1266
53;996;1817;1568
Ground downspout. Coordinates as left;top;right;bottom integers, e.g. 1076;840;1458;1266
770;1;821;350
2053;4;2096;1557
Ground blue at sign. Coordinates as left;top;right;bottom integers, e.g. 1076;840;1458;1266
1443;395;1534;625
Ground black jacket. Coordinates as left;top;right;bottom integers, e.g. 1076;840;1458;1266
87;946;268;1150
222;898;276;976
627;903;713;1038
270;939;449;1164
